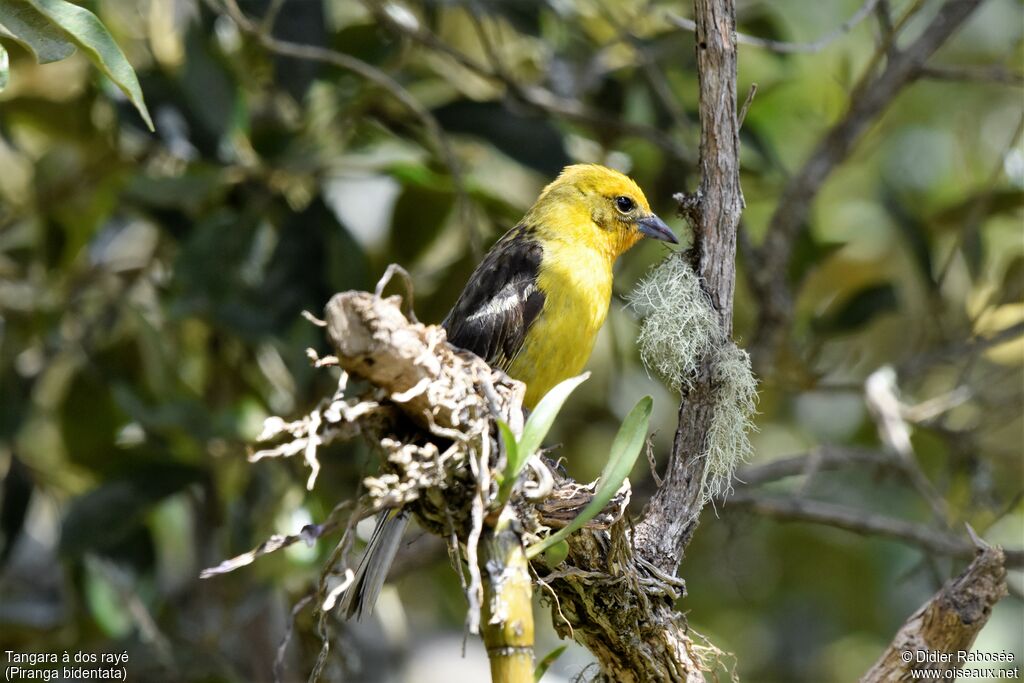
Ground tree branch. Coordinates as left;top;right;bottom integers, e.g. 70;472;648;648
733;445;895;488
861;542;1008;682
634;0;744;573
724;493;1024;569
898;320;1024;376
750;0;986;365
920;63;1024;87
362;0;696;166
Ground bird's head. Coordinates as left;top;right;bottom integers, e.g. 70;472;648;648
526;164;678;259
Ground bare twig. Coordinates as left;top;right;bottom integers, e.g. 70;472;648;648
921;63;1024;87
899;320;1024;376
864;367;951;526
644;433;663;487
737;83;758;128
873;0;895;49
597;0;695;135
733;445;895;488
666;0;880;54
725;493;1024;569
936;112;1024;288
273;593;314;683
200;501;355;578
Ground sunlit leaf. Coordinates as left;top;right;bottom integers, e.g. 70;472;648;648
26;0;153;130
526;396;652;560
83;557;133;637
590;396;652;507
0;1;75;63
0;43;7;91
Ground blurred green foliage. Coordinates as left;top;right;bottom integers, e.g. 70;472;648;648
0;1;1021;682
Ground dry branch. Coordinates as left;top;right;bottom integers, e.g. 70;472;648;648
861;543;1008;682
634;0;745;573
725;494;1024;570
325;291;523;437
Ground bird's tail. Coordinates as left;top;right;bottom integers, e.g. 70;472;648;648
339;508;410;620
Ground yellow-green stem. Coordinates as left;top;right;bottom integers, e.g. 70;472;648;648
481;508;534;683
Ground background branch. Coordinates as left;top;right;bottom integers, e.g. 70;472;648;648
667;0;880;55
724;493;1024;569
750;0;986;365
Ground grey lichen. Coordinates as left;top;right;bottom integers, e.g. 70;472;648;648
702;343;758;500
627;254;719;394
628;254;758;504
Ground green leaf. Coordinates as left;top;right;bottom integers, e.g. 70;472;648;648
998;256;1024;305
25;0;153;130
813;283;898;334
882;189;935;290
526;396;652;560
542;540;568;567
83;557;133;638
496;419;521;505
0;43;8;92
931;190;1024;230
389;182;453;264
0;1;75;63
518;372;589;471
534;644;567;682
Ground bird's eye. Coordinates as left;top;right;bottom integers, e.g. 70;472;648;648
614;196;636;213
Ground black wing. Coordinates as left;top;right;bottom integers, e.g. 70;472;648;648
442;226;545;370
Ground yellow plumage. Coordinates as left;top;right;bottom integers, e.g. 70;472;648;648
445;164;678;407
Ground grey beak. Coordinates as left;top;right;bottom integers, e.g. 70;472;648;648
637;214;679;244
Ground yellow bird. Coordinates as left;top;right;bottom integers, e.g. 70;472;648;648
445;163;678;407
341;164;678;618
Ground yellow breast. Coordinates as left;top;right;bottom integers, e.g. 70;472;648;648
507;240;614;408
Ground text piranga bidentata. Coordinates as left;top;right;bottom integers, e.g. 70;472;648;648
341;164;678;619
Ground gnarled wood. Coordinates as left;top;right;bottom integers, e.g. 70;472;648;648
861;544;1008;682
